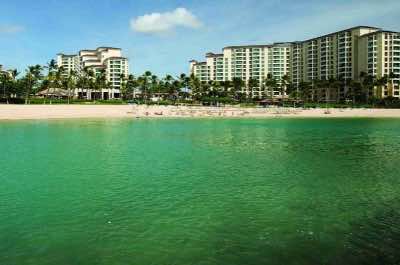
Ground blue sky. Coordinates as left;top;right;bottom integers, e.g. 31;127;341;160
0;0;399;77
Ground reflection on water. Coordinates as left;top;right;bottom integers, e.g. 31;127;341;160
335;201;400;265
0;118;400;265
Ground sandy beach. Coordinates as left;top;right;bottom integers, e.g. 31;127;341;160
1;104;400;120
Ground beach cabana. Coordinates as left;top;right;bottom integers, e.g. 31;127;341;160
36;88;70;99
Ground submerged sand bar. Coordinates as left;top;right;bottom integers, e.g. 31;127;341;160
1;105;400;120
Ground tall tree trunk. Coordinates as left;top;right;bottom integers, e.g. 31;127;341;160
25;83;30;104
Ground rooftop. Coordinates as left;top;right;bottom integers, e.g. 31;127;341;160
205;53;223;58
223;44;272;50
359;29;400;38
104;56;128;60
302;25;381;42
223;42;291;50
79;49;97;53
57;53;77;57
96;47;121;50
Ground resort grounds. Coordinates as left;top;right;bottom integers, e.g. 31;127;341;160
2;104;400;120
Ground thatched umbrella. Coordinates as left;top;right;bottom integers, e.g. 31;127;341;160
36;88;69;98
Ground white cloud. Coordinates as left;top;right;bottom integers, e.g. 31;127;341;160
130;7;202;35
0;25;24;34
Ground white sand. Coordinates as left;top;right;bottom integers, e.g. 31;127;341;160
1;104;400;120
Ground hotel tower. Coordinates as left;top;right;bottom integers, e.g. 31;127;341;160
57;47;129;100
190;26;400;99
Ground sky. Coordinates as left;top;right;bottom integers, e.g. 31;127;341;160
0;0;399;77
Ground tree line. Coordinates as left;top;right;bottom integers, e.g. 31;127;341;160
1;60;399;106
289;72;399;105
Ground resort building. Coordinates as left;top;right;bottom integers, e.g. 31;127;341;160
190;26;400;99
290;42;303;90
223;43;291;97
190;43;291;98
358;30;400;97
189;60;209;83
56;54;80;77
56;47;129;99
206;53;224;82
291;26;380;100
0;64;14;78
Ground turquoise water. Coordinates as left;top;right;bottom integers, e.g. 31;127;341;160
1;118;400;265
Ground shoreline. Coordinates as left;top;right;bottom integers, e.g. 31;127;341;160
1;105;400;121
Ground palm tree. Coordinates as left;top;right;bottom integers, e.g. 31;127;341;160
247;78;258;100
189;73;202;101
77;67;95;99
162;74;175;100
207;80;223;104
232;77;244;101
149;74;159;99
280;74;290;104
386;72;398;97
326;77;337;103
8;69;19;103
0;69;18;103
77;67;95;100
87;69;96;100
315;79;330;103
375;74;389;99
144;71;153;102
299;81;312;103
171;80;181;103
0;72;9;103
264;74;277;100
136;76;144;100
24;65;43;104
8;77;25;100
312;79;320;103
94;69;107;100
78;67;90;100
178;73;190;101
44;59;58;103
285;81;298;101
52;66;65;103
208;80;216;99
67;70;77;104
347;80;362;104
120;73;127;100
178;73;189;91
215;81;224;98
359;72;375;103
138;71;152;103
124;74;139;100
220;80;232;99
202;82;211;101
76;78;83;99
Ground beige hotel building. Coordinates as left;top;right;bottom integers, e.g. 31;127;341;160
190;43;291;98
57;47;129;100
190;26;400;99
358;30;400;97
0;64;14;78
